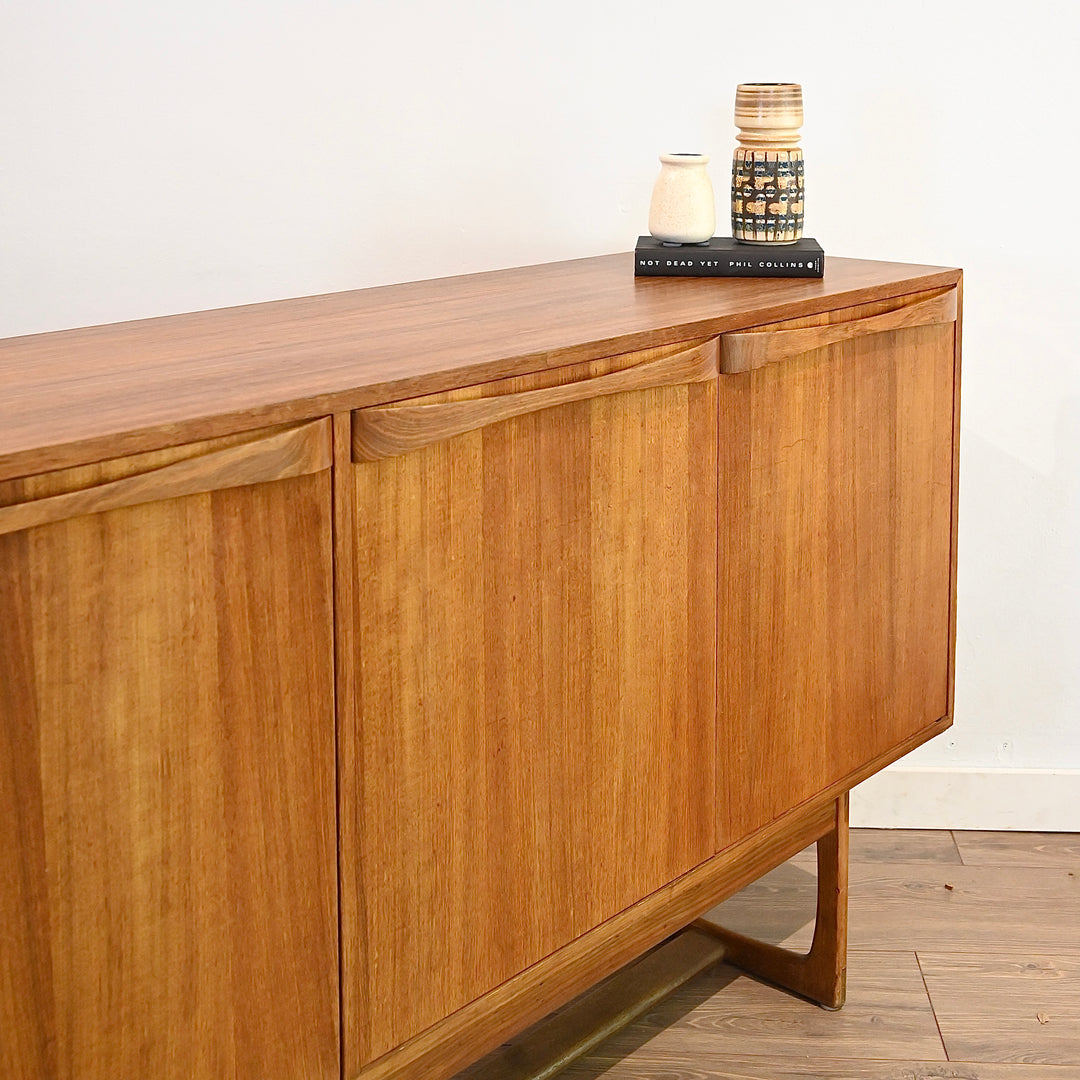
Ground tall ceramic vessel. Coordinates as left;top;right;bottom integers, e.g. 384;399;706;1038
731;83;804;245
649;153;716;245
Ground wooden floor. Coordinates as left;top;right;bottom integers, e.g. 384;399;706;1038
459;830;1080;1080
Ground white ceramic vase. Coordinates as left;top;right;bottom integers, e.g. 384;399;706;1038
648;153;716;244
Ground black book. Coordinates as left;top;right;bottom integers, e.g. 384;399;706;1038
635;236;824;278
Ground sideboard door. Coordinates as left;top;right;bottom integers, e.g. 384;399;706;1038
0;421;339;1080
717;290;960;837
342;340;720;1069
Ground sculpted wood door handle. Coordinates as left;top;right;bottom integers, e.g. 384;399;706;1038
719;289;957;375
0;418;332;536
351;337;719;462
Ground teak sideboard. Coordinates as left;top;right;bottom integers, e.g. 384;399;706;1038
0;254;961;1080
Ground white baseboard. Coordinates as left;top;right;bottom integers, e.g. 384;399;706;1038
850;766;1080;831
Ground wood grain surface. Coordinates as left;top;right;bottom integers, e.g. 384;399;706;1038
845;865;1080;954
594;950;946;1062
707;862;1080;956
557;1056;1080;1078
0;429;339;1080
919;954;1080;1065
340;340;720;1069
718;290;958;837
790;828;963;867
719;287;956;373
0;255;960;482
351;337;718;460
0;418;330;535
951;833;1080;868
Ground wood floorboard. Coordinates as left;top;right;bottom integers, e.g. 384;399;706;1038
705;865;1080;954
919;953;1080;1065
593;951;945;1062
789;829;964;867
846;865;1080;953
952;833;1080;869
556;1054;1080;1079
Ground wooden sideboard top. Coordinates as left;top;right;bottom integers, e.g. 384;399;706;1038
0;253;960;481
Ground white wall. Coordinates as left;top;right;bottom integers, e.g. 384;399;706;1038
3;2;1077;828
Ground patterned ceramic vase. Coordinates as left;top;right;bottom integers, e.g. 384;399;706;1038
648;153;716;245
731;83;804;245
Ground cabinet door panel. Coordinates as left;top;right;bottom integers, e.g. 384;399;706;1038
0;423;338;1080
341;344;719;1069
718;294;958;838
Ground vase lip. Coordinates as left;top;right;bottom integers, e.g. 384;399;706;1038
659;152;710;165
734;82;803;132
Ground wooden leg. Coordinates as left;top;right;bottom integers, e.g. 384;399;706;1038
695;792;849;1010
